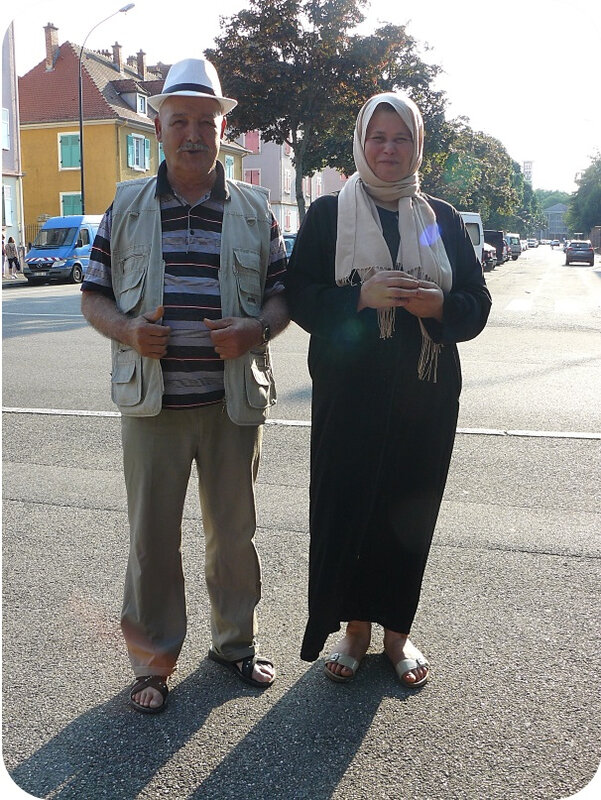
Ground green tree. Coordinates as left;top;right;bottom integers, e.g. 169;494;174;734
206;0;446;221
565;152;601;236
424;120;521;226
534;189;571;210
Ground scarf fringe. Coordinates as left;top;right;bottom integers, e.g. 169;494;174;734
417;320;441;382
378;307;396;339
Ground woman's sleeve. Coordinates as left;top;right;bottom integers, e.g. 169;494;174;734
285;196;363;337
422;201;492;345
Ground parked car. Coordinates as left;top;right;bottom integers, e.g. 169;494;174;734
481;242;497;271
505;233;521;260
527;238;539;248
564;240;595;266
550;240;561;248
23;215;102;285
283;233;296;257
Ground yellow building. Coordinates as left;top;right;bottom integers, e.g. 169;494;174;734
19;24;247;240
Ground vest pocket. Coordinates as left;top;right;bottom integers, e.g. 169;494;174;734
244;350;277;410
115;250;148;314
111;349;142;406
234;249;262;316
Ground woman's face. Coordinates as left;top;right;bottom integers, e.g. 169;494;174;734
364;106;414;182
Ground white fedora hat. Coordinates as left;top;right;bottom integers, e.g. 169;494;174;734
148;58;237;115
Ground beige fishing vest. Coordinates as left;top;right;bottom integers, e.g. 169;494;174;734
109;174;277;425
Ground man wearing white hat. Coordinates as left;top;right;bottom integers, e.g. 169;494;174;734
81;58;289;713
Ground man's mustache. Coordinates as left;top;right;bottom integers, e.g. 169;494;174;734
178;142;210;153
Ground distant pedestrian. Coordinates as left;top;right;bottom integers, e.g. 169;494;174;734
5;237;20;279
286;90;492;687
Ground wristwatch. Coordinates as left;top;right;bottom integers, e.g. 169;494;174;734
257;317;271;344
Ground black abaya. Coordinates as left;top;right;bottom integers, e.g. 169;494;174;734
285;193;491;662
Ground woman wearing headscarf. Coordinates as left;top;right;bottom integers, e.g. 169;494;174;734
285;91;492;686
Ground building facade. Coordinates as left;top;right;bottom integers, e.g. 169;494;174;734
236;130;348;233
18;24;247;239
542;202;569;241
2;22;25;259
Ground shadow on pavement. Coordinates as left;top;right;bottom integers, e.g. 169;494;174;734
8;654;420;800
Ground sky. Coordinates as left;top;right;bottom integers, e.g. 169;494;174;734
4;0;601;193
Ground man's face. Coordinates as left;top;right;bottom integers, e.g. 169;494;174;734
155;95;226;182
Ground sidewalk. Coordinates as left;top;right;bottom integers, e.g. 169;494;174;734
2;271;27;286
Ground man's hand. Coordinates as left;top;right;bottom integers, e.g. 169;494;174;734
358;271;444;321
127;306;171;358
204;316;262;359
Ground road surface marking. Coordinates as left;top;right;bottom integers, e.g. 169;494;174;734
2;407;599;439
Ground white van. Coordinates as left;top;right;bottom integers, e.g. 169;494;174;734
459;211;484;264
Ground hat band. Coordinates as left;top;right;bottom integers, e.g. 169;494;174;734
164;82;216;96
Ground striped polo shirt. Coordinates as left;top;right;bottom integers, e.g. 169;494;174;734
82;160;287;409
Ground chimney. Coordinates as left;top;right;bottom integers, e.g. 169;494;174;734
137;50;147;80
112;41;123;72
44;23;59;71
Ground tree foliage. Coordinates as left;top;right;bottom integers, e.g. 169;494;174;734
206;0;540;235
534;189;571;210
422;120;529;229
565;152;601;236
206;0;445;220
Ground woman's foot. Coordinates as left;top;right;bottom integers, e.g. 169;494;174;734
325;620;372;680
383;630;429;687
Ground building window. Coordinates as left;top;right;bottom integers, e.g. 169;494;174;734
61;192;83;215
137;95;147;115
284;209;292;232
2;108;10;150
315;175;322;197
127;133;151;171
3;184;14;225
244;130;261;154
284;169;292;194
158;142;165;164
244;169;261;186
284;140;291;157
59;133;81;169
224;154;235;179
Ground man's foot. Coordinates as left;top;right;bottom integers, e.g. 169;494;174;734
383;631;429;687
208;649;275;689
325;621;372;681
236;657;275;684
129;675;169;713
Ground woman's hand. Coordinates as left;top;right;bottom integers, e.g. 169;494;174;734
357;270;444;321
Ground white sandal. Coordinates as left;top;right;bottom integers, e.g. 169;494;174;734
394;653;430;688
324;651;361;683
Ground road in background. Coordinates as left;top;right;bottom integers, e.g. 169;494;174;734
2;245;600;799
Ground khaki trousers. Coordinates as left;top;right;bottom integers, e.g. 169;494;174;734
120;405;263;677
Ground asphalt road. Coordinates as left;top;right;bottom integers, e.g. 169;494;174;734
2;246;601;799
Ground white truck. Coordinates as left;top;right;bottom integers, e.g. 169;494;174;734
459;211;484;264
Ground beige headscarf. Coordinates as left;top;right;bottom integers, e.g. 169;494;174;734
335;91;453;379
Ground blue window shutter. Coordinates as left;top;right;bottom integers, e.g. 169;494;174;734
144;138;151;170
63;194;82;215
61;134;80;168
158;143;165;164
127;134;134;168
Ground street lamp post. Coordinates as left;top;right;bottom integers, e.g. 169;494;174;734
78;3;135;214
